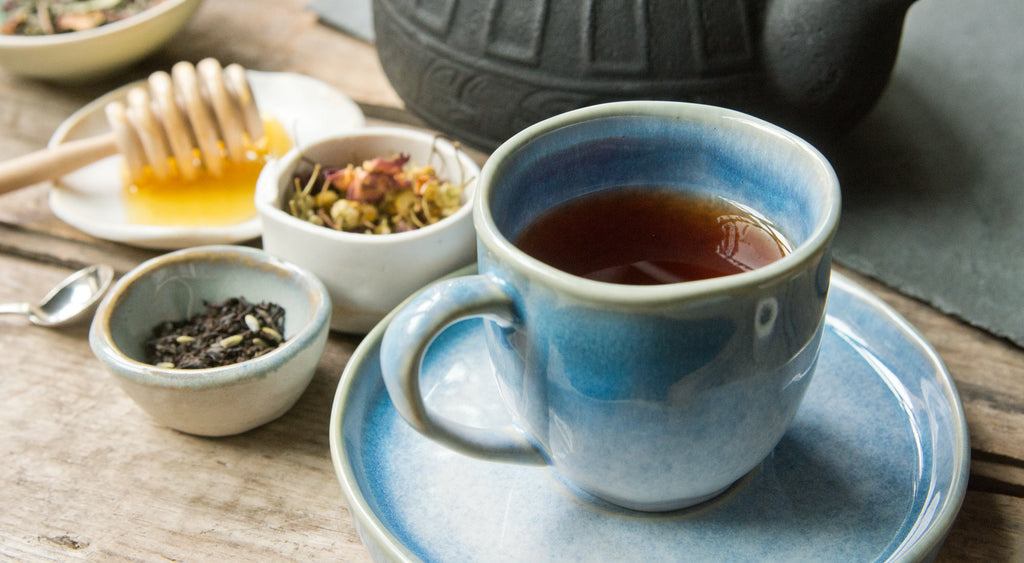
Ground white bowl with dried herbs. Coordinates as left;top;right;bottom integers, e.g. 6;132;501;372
255;126;479;334
0;0;202;82
89;245;331;437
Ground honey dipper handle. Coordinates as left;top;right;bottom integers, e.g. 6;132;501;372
0;132;118;195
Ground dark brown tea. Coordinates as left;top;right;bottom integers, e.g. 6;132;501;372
515;187;791;285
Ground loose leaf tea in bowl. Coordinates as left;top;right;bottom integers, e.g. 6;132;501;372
285;152;467;235
145;297;286;369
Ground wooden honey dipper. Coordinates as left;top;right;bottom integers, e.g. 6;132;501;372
0;58;263;194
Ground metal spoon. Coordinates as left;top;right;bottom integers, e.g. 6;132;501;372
0;265;115;327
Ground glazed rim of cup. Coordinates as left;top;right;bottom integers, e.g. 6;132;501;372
477;100;842;304
90;245;330;387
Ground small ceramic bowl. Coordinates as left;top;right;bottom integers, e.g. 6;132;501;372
0;0;202;82
89;245;330;437
255;127;479;334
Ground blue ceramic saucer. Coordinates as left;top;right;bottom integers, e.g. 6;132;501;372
329;272;969;562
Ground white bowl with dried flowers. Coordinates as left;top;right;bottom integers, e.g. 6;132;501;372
255;126;480;334
0;0;202;82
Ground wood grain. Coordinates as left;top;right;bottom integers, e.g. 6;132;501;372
0;0;1021;559
0;255;370;561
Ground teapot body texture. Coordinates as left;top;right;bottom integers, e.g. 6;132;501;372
373;0;915;149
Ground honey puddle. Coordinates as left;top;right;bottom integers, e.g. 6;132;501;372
122;116;292;227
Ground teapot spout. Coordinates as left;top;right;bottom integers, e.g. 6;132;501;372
761;0;917;137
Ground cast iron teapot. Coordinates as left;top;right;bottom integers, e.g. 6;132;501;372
373;0;917;150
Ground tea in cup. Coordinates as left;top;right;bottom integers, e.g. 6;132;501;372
381;101;840;512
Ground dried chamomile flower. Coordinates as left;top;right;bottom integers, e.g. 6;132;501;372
329;199;363;231
284;148;469;235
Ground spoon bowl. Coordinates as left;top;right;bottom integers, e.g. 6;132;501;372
0;265;115;327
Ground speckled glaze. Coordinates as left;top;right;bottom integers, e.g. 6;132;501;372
380;101;840;511
331;272;969;562
89;245;331;436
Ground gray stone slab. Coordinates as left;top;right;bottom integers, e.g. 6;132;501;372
308;0;374;43
828;0;1023;346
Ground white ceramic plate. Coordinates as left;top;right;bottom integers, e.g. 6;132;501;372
48;70;365;249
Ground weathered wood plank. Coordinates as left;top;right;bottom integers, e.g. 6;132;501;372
971;455;1024;498
0;255;370;561
0;220;159;275
936;492;1024;562
0;0;1020;558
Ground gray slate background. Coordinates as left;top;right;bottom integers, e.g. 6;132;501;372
827;0;1023;347
311;0;1024;347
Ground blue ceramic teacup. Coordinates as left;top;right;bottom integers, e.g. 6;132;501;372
381;101;840;512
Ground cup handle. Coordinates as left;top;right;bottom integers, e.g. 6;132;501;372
380;274;545;465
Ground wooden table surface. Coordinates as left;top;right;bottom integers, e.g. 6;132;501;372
1;1;1021;560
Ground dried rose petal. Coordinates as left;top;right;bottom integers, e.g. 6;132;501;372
347;170;401;202
324;166;355;190
56;12;105;32
363;154;410;176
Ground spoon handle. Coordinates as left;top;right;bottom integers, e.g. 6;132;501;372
0;302;32;316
